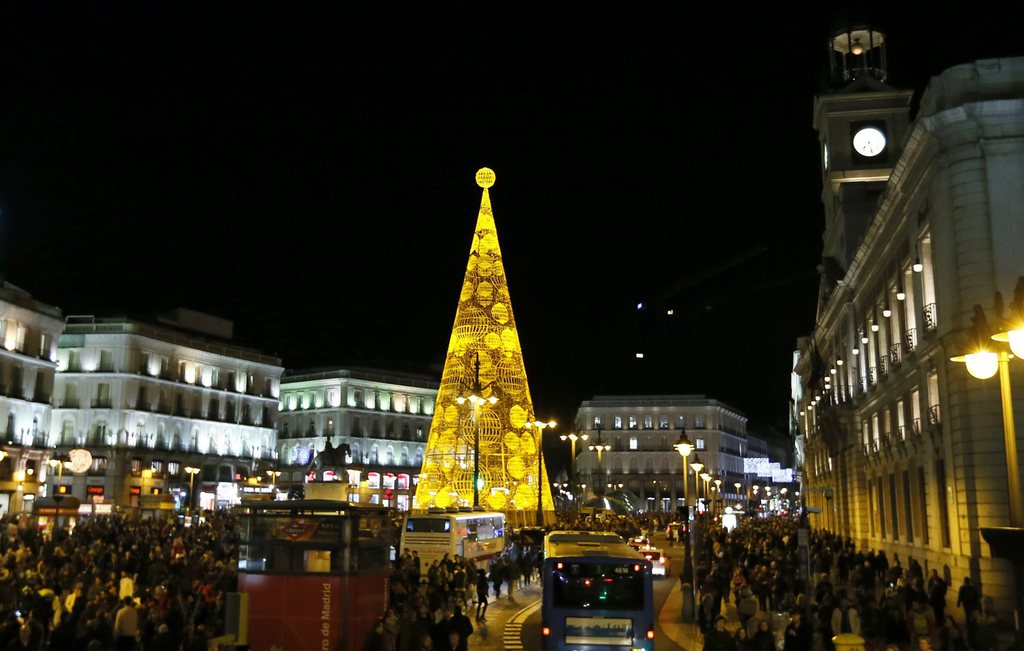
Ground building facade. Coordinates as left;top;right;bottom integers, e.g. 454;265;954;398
573;395;765;512
276;367;437;511
0;283;64;515
795;27;1024;615
51;309;284;511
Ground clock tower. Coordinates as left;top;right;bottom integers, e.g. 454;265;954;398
812;24;913;287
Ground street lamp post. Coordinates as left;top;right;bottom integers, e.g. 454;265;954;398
456;354;498;509
674;432;695;621
588;434;611;492
47;458;64;529
525;419;556;526
689;454;704;507
713;474;722;517
950;286;1024;651
184;466;200;516
559;432;588;504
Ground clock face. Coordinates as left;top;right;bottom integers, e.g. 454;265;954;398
853;126;886;157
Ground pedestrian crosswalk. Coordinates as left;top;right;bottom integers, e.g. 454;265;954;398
502;594;542;651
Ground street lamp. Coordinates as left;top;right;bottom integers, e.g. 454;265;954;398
267;469;282;495
674;432;693;513
184;466;201;516
525;418;556;526
560;432;588;497
588;434;611;466
47;458;64;529
950;286;1024;651
456;354;498;509
713;474;722;516
689;454;704;502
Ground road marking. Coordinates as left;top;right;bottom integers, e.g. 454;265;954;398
503;596;542;651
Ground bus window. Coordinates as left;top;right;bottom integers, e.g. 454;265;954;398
552;562;645;610
305;549;331;573
406;517;451;533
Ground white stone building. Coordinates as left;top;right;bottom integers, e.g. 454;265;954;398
0;282;64;515
277;367;437;511
795;26;1024;617
51;309;283;510
573;395;761;512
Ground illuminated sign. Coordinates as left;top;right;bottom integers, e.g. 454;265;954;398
743;457;769;474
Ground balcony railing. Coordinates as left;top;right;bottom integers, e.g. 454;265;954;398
923;304;937;331
890;343;902;367
928;404;942;427
905;328;917;353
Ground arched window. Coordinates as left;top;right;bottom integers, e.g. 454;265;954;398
399;447;410;466
351;442;361;462
370;444;379;465
414;448;423;466
385;446;395;465
61;420;75;446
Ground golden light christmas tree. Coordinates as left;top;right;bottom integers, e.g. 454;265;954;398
414;168;553;524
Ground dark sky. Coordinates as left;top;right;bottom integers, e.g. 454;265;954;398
1;3;1022;443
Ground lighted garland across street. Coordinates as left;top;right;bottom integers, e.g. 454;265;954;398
413;168;554;518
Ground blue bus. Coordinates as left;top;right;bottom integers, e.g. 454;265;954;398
541;531;655;651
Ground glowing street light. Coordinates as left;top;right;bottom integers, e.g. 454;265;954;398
184;466;201;516
525;418;556;525
560;432;589;499
456;353;498;508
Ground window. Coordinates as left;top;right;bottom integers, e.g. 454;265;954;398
878;478;886;539
643;416;653;429
593;416;602;429
629;437;638;450
936;460;951;547
15;325;26;353
659;416;669;429
903;470;913;543
613;416;622;430
96;383;110;408
627;416;638;429
696;437;705;450
918;467;929;545
694;415;705;429
130;458;141;472
99;350;113;372
889;474;899;541
675;416;685;429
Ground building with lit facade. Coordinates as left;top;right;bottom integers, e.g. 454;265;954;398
50;309;284;510
0;283;64;515
573;395;760;512
794;26;1024;616
276;367;437;511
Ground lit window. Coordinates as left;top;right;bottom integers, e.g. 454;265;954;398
613;416;622;430
628;416;638;429
593;416;602;428
696;438;705;450
629;437;638;450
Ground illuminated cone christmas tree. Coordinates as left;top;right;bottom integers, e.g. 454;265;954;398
414;168;553;521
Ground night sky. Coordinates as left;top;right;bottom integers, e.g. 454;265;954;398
1;3;1022;461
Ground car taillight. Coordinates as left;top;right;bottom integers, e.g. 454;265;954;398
542;627;551;637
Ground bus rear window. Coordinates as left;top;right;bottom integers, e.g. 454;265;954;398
405;518;451;533
551;562;644;610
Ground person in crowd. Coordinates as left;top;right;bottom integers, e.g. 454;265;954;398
751;618;775;651
783;609;811;651
363;618;386;651
447;606;472;651
734;625;753;651
705;616;737;651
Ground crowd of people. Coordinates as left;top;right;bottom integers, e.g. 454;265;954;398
685;516;999;651
0;512;237;651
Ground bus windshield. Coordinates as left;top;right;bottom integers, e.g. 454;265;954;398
405;518;451;533
551;561;645;610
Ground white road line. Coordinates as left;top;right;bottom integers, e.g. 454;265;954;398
503;595;542;650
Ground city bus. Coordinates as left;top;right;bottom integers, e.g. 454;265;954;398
541;530;655;651
400;509;506;572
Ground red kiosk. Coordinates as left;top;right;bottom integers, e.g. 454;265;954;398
235;499;394;651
